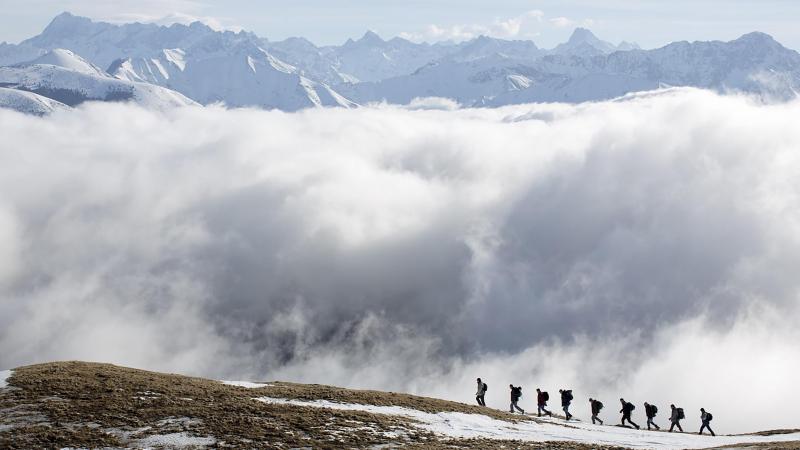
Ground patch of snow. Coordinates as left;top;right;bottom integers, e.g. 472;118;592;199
163;48;186;71
133;432;216;448
507;74;532;90
150;58;169;79
262;49;296;74
0;370;12;388
104;426;151;440
255;397;800;450
221;380;273;389
156;417;203;427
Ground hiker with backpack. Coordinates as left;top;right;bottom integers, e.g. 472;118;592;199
619;398;640;429
669;404;684;432
589;398;604;425
475;378;487;406
509;384;525;414
699;408;715;436
536;388;552;417
560;389;574;420
644;402;660;430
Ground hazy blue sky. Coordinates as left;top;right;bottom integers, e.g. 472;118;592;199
3;0;800;49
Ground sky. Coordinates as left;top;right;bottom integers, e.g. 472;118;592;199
3;0;800;50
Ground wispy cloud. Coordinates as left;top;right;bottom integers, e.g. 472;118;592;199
400;10;544;42
549;16;575;28
107;11;243;32
400;10;598;42
27;0;243;32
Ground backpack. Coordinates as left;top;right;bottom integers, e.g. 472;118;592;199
652;405;658;415
677;408;685;420
628;402;635;411
512;386;521;398
543;391;550;401
706;412;713;421
565;390;573;401
597;401;604;410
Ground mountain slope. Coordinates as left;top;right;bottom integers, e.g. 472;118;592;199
0;86;70;115
551;28;631;56
27;48;106;75
2;12;799;111
2;362;799;449
340;32;800;107
4;12;355;110
0;49;197;109
109;42;355;110
337;53;563;105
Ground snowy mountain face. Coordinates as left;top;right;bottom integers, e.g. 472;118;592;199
1;12;798;111
265;33;540;85
16;12;259;71
338;31;800;107
0;86;70;115
336;54;563;106
0;12;355;110
109;40;355;110
0;49;197;111
264;31;457;85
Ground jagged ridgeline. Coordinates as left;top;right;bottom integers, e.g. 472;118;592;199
1;12;800;115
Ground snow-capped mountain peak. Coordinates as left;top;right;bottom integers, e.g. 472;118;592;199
28;48;107;76
33;12;109;46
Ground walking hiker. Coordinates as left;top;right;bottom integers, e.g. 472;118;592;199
644;402;660;430
536;388;552;417
669;404;684;432
509;384;525;414
619;398;640;429
589;398;604;425
560;389;573;420
475;378;487;406
699;408;715;436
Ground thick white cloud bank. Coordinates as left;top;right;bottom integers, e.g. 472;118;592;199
1;88;799;433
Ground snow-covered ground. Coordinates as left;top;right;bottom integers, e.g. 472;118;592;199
220;380;274;389
256;397;800;450
0;369;11;388
0;87;69;115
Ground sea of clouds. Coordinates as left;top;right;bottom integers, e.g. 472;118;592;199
1;88;799;432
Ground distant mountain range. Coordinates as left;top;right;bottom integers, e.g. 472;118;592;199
1;12;799;114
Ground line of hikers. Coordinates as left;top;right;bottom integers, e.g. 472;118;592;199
475;378;716;436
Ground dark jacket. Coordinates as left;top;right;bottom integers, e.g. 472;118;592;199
560;390;572;406
591;400;602;415
510;386;522;402
537;391;547;405
621;402;634;416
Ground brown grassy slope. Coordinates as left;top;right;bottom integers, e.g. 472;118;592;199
0;361;628;449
